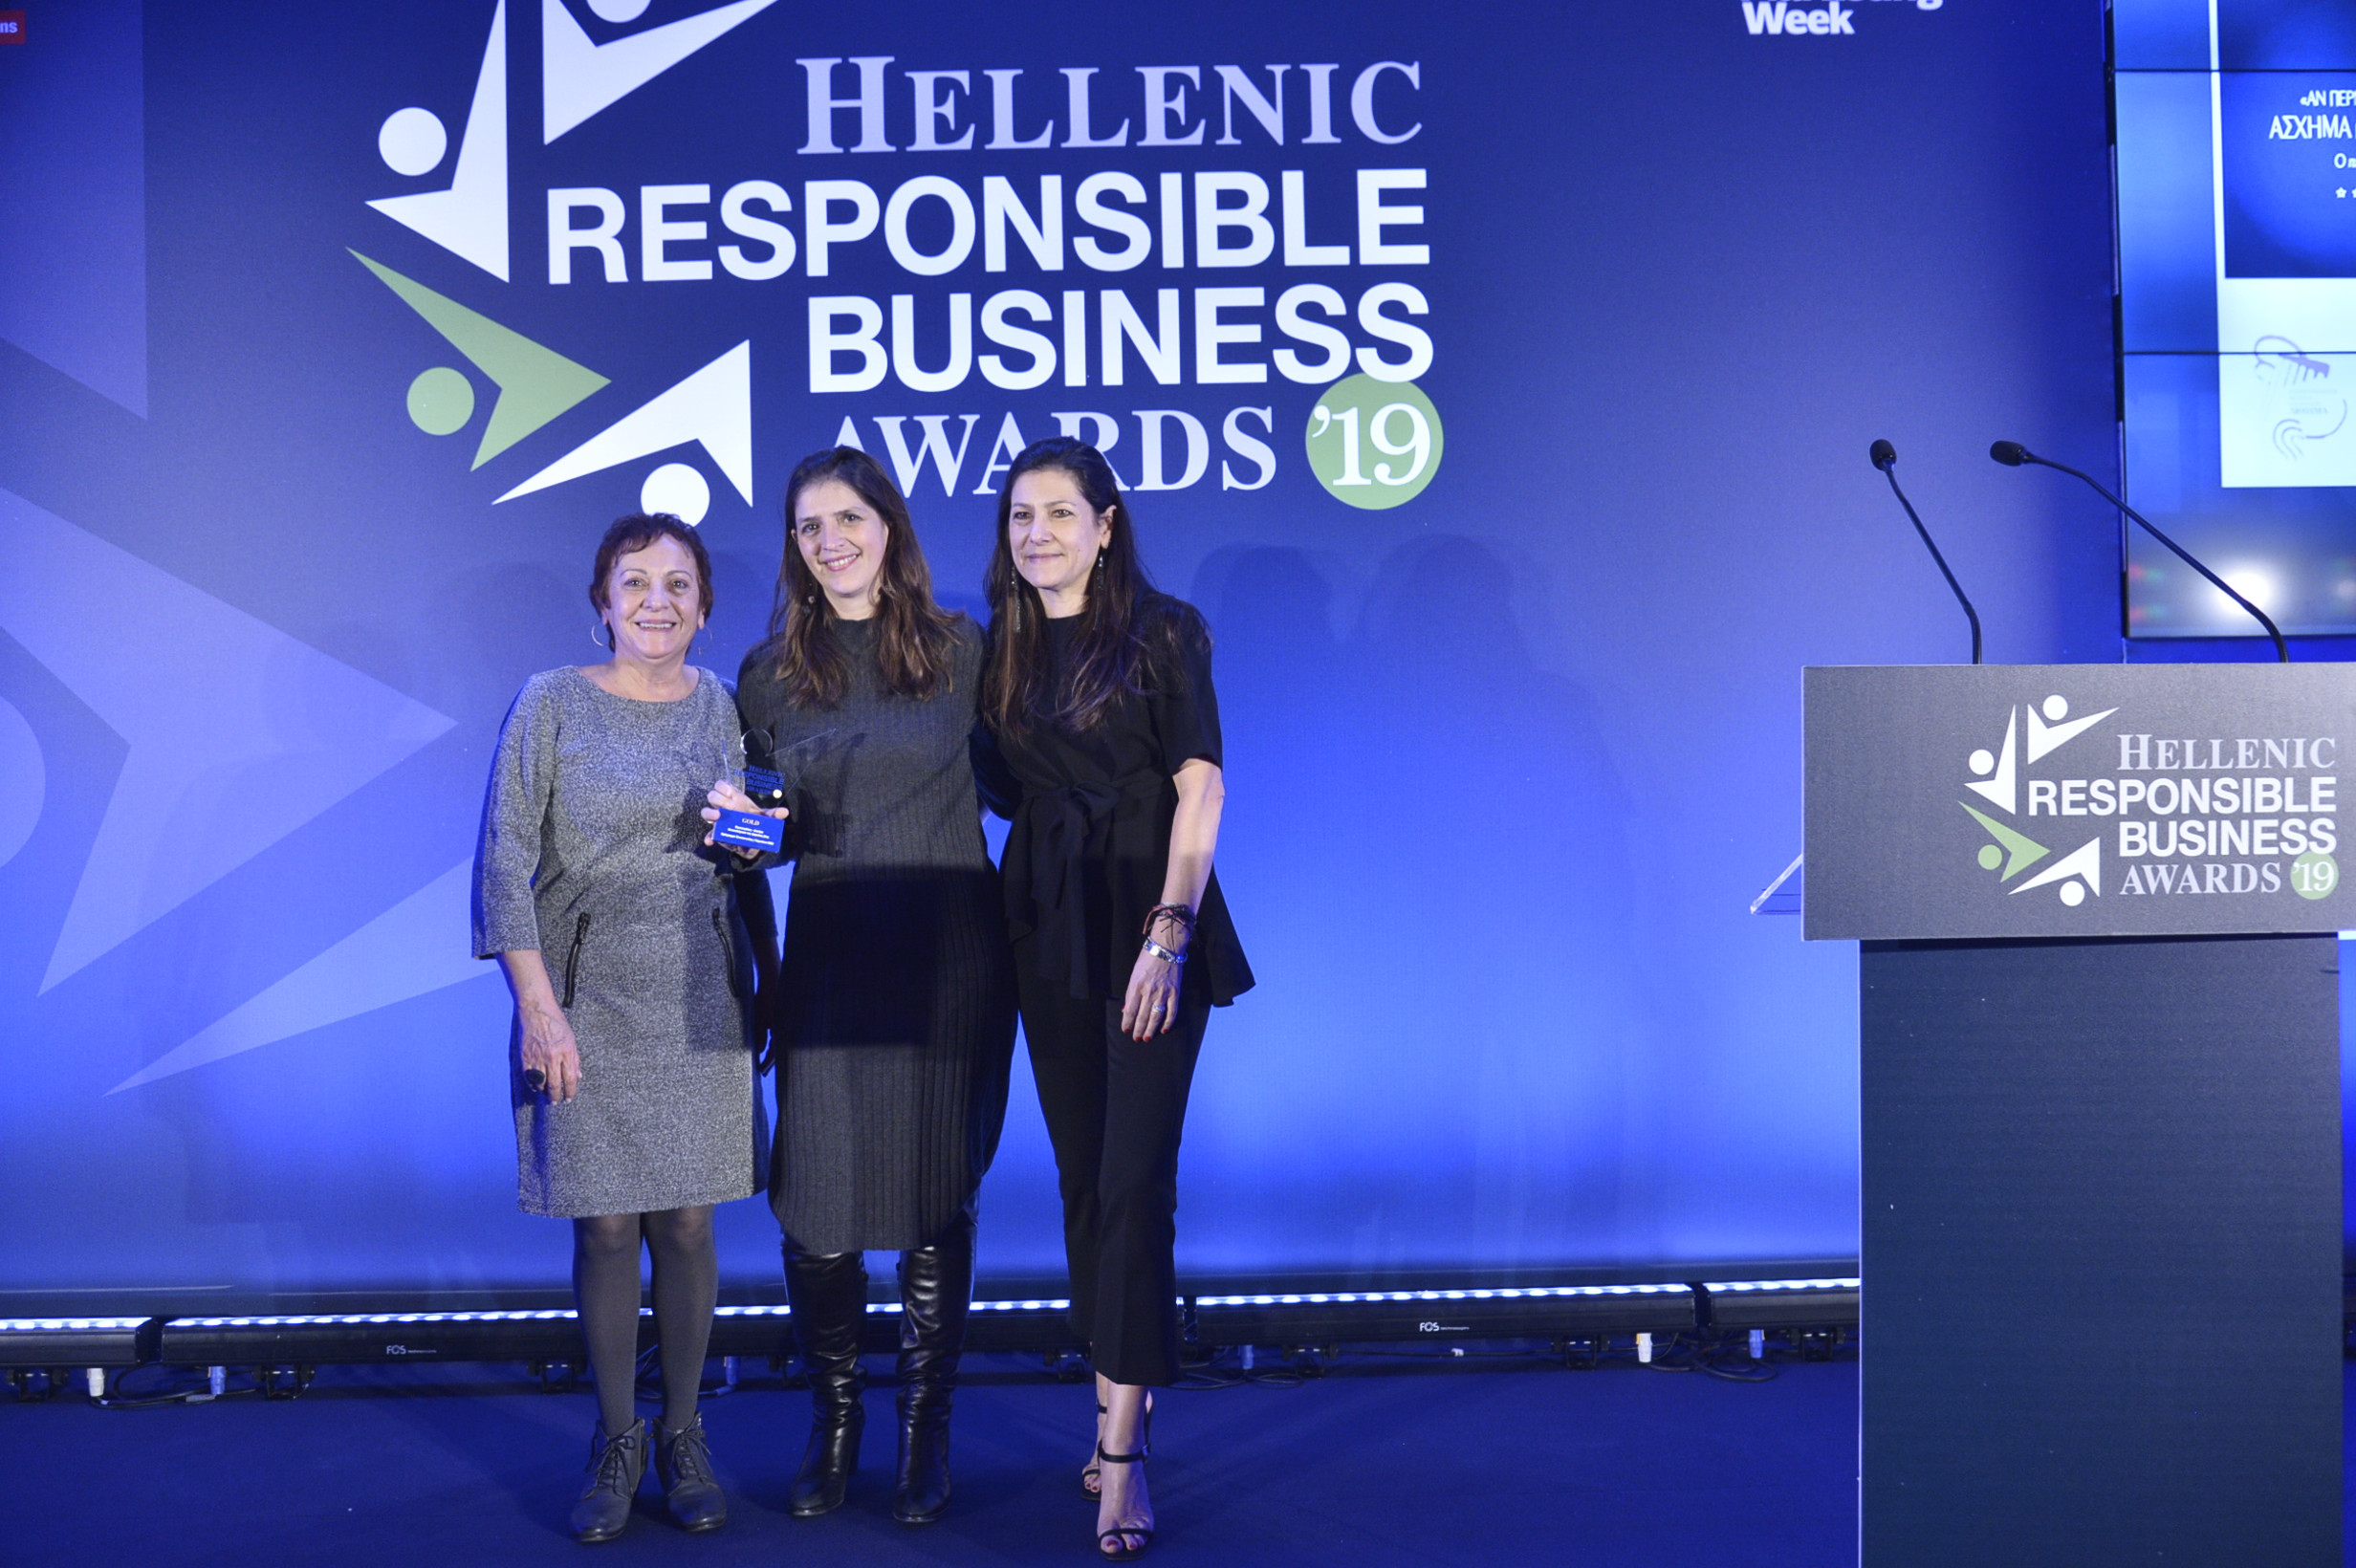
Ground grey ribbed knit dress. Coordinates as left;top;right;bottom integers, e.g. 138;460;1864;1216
472;666;770;1218
736;617;1016;1254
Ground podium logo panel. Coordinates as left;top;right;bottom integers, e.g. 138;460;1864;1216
1804;664;2354;940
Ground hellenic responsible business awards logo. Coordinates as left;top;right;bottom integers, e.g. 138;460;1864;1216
1955;691;2342;910
353;1;1454;521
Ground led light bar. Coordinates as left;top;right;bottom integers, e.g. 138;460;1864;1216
1191;1283;1691;1307
0;1318;151;1331
1696;1278;1861;1331
0;1317;156;1366
709;1298;1079;1355
1191;1281;1700;1344
156;1307;599;1366
167;1310;577;1327
970;1298;1073;1311
4;1279;1863;1372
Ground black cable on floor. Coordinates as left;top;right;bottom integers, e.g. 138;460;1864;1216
1172;1345;1326;1389
93;1365;262;1408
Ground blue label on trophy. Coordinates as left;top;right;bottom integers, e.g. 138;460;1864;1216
714;808;785;853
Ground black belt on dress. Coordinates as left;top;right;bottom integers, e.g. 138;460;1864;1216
1029;775;1167;998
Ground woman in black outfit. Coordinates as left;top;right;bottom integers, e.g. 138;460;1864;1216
980;437;1253;1561
707;447;1015;1528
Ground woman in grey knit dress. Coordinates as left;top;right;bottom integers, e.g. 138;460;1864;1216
474;513;775;1544
705;447;1015;1529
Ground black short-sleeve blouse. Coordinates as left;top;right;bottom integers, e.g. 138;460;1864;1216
989;592;1253;1006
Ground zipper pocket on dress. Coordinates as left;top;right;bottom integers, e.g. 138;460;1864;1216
712;908;740;998
561;913;590;1008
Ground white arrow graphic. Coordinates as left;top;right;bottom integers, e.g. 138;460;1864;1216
1964;708;2018;816
2026;701;2118;764
369;0;510;280
496;341;752;505
543;0;781;143
2013;837;2103;898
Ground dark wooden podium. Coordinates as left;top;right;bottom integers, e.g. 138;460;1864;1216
1805;664;2348;1567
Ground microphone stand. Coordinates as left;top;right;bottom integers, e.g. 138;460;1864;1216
1992;442;2288;663
1872;441;1981;664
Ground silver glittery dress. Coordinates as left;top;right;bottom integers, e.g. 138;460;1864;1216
472;666;769;1217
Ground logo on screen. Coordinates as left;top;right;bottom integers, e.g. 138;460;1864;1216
1957;693;2340;906
351;0;775;524
352;2;1447;524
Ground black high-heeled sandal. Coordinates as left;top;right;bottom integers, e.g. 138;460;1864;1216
1080;1394;1152;1498
1093;1445;1153;1560
1080;1404;1107;1497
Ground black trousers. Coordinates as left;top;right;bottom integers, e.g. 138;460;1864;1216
1015;960;1209;1387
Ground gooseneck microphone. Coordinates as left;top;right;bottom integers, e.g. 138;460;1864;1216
1870;438;1982;664
1990;441;2289;662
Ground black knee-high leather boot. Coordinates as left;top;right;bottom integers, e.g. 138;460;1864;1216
783;1245;869;1517
892;1204;975;1527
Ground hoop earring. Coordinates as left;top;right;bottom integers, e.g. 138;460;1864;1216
590;621;610;649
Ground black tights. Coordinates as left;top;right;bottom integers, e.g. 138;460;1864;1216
572;1205;718;1437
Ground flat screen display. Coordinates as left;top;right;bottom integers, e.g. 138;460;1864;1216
2117;0;2356;636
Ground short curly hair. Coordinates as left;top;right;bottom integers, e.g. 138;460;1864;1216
588;512;713;622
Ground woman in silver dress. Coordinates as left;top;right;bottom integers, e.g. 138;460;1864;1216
473;512;779;1544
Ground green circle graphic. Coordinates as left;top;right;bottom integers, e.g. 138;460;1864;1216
407;365;476;436
1976;844;2002;870
2292;850;2339;900
1305;375;1443;510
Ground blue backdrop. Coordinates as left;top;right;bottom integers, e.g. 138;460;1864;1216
0;0;2122;1307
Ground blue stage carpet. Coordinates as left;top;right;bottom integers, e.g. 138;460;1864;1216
0;1350;1863;1566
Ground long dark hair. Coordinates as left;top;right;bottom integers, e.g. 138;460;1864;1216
982;436;1176;734
761;446;961;708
